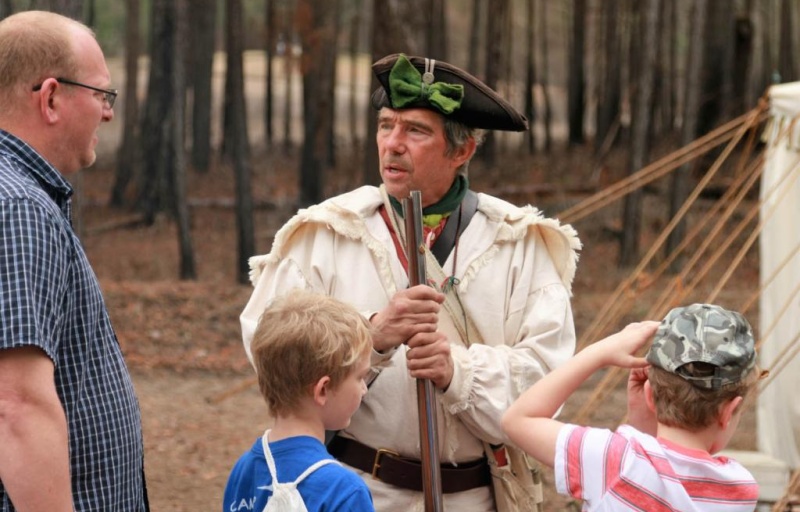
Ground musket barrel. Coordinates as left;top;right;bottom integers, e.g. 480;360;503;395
403;191;443;512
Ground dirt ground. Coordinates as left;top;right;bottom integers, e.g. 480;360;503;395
79;142;762;511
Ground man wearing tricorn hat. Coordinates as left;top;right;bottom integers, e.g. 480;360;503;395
241;54;581;510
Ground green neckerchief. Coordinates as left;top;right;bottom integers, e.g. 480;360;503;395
389;174;469;227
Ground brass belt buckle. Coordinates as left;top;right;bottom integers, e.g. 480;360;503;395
372;447;400;480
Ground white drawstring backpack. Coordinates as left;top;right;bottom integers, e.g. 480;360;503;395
261;430;341;512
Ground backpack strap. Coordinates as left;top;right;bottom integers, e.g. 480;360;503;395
262;430;280;484
262;429;342;486
292;457;341;485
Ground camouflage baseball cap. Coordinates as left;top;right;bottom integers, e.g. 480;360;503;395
646;303;757;390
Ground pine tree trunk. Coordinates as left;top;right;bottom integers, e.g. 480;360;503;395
225;0;255;283
282;0;296;152
778;0;798;82
538;0;552;151
348;0;361;149
697;0;736;136
111;0;140;207
666;0;707;264
619;0;660;268
595;0;621;154
482;0;509;165
0;0;13;19
264;0;276;145
468;0;483;78
189;0;216;172
568;0;586;145
525;0;536;153
426;0;447;60
173;0;196;279
297;0;337;206
137;0;174;223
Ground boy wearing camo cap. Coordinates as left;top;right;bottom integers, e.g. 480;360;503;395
503;303;764;511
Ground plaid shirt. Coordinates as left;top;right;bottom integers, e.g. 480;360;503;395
0;130;147;511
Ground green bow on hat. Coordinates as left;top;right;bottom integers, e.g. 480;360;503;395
388;54;464;115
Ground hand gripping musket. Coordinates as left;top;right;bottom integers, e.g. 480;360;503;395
402;190;444;512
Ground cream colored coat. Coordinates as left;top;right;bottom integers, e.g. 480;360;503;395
241;185;581;510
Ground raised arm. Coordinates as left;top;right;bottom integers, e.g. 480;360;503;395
502;321;658;467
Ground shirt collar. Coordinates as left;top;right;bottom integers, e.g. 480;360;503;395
0;129;74;202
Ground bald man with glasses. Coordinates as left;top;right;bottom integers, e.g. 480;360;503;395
0;11;148;512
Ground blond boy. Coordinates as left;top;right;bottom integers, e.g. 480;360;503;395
223;291;375;511
502;303;763;511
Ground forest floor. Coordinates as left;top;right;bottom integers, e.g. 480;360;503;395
77;136;770;511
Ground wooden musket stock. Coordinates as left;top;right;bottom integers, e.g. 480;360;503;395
402;191;443;512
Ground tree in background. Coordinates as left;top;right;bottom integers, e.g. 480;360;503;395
32;0;83;18
653;0;676;137
189;0;216;173
620;0;660;268
666;0;707;264
346;0;362;152
467;0;483;79
326;0;341;167
427;0;447;60
594;0;621;156
173;0;196;279
296;0;337;206
523;0;535;153
778;0;798;83
0;0;11;18
697;0;736;137
481;0;510;165
263;0;277;146
567;0;585;145
111;0;140;207
281;0;297;152
129;0;196;279
223;0;255;284
221;0;248;165
137;0;174;222
537;0;552;152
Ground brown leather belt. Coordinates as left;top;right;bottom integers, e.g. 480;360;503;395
327;435;491;494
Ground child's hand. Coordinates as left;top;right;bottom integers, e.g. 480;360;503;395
593;321;659;369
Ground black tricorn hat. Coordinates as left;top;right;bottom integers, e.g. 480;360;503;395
371;53;529;132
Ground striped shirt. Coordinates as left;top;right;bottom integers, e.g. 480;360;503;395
554;424;759;511
0;130;147;511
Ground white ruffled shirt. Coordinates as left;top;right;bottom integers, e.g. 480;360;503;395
241;185;581;508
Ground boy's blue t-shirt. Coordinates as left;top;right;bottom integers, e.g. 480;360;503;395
223;435;374;512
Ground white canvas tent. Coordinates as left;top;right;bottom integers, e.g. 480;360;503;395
758;81;800;471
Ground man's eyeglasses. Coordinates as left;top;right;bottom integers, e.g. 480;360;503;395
32;77;118;109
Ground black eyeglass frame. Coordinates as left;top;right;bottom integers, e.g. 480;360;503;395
32;77;118;108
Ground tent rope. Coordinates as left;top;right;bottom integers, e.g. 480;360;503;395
738;240;800;315
560;105;769;224
570;103;767;355
565;101;800;427
771;467;800;512
648;157;763;316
